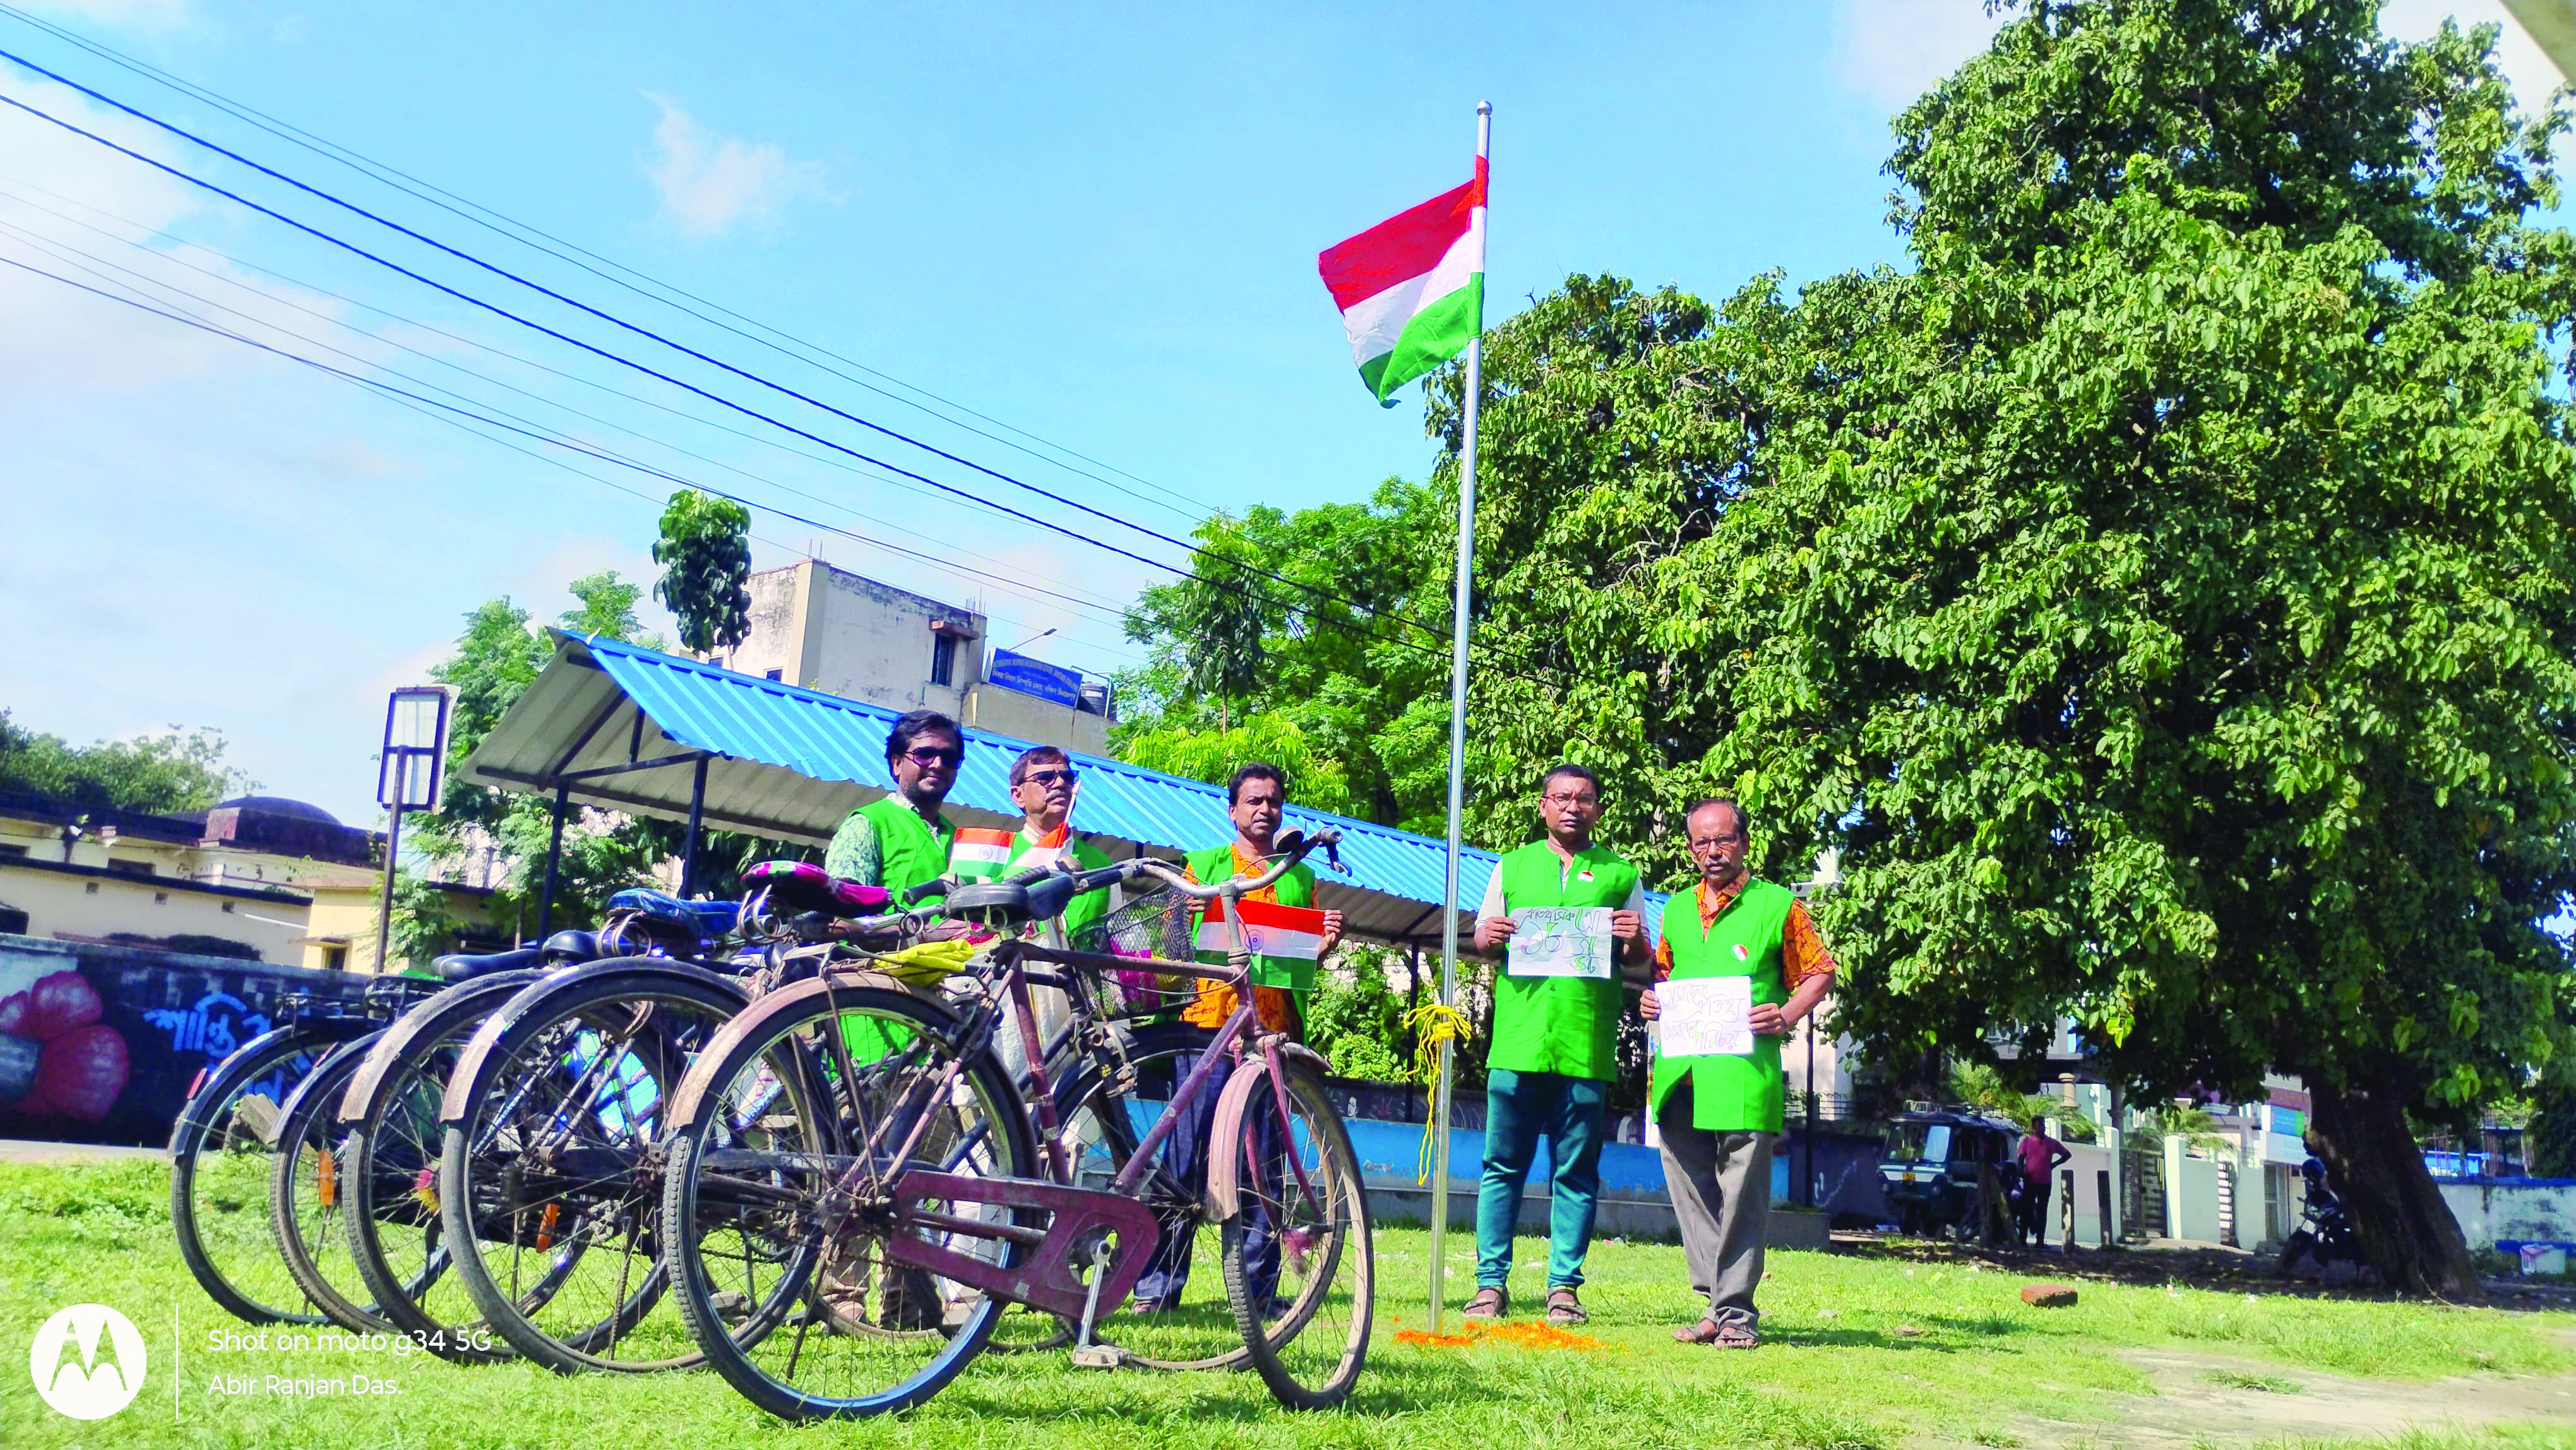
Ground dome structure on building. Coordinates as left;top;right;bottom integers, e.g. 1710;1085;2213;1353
213;796;344;827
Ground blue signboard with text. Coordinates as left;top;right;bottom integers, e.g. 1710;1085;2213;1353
987;649;1085;709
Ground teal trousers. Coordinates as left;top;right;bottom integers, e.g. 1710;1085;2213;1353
1475;1067;1609;1291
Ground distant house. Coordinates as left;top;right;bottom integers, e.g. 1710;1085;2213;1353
0;790;502;973
701;558;1116;755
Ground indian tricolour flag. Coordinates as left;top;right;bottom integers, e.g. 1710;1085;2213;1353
950;827;1017;884
1196;896;1331;963
1318;157;1487;406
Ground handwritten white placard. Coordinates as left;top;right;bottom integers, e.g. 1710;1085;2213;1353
1658;975;1754;1057
1505;907;1616;980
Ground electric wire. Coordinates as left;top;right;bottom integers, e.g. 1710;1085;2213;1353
0;45;1476;656
0;0;1220;524
0;196;1142;625
0;247;1150;673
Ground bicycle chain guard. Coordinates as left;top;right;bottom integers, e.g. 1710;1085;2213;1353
878;1171;1160;1322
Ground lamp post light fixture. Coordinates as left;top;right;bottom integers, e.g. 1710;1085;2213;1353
375;685;453;973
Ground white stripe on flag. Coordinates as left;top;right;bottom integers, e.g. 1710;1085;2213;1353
1339;215;1482;365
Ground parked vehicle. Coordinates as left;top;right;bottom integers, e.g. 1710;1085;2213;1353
1878;1109;2019;1238
2279;1157;2370;1280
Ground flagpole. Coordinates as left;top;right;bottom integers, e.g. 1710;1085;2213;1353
1428;97;1490;1336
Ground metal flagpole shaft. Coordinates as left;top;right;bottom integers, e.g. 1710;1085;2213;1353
1429;98;1491;1334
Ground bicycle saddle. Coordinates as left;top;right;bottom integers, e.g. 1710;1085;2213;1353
737;860;891;917
605;888;740;942
434;945;545;981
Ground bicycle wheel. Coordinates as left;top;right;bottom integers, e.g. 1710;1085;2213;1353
1033;1022;1250;1369
662;974;1035;1420
1221;1052;1373;1410
268;1034;395;1334
170;1021;369;1324
340;972;547;1362
441;964;748;1373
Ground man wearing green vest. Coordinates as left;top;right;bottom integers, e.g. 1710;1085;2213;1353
1641;797;1835;1348
825;709;962;896
1001;745;1122;949
1131;762;1344;1312
1464;763;1648;1327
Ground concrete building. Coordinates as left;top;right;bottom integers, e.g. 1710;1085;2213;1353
702;558;1115;755
0;791;501;973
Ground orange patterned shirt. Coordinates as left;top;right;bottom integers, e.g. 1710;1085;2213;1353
1652;875;1837;989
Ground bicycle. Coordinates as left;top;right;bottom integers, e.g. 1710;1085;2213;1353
654;829;1374;1418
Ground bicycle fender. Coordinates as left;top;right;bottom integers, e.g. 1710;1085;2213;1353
438;958;754;1125
658;969;954;1134
1202;1041;1330;1222
333;969;544;1124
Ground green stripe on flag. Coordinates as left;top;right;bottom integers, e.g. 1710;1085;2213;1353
1365;275;1484;405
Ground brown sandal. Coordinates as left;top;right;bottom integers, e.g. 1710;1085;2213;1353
1463;1286;1508;1320
1673;1317;1760;1348
1546;1288;1589;1325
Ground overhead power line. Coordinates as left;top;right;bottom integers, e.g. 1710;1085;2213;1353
0;73;1548;688
0;0;1218;526
0;45;1451;651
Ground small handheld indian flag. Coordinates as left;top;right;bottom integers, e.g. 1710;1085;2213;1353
1196;896;1332;962
1318;158;1487;406
950;827;1016;884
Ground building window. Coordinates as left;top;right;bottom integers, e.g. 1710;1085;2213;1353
931;633;958;688
322;944;349;972
153;891;169;904
221;901;236;913
107;858;155;878
765;668;784;681
0;843;25;859
83;882;99;896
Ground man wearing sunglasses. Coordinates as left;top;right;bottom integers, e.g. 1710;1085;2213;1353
826;709;964;897
999;745;1121;949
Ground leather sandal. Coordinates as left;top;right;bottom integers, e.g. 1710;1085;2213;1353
1673;1317;1760;1348
1462;1286;1508;1320
1545;1288;1589;1325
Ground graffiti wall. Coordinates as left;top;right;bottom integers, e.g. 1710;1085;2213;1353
0;935;372;1147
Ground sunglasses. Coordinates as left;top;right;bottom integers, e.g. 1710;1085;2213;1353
1022;768;1078;788
902;746;963;767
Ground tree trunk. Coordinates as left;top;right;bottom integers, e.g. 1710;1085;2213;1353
2305;1076;2483;1301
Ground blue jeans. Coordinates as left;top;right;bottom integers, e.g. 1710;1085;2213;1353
1130;1050;1279;1306
1476;1067;1609;1291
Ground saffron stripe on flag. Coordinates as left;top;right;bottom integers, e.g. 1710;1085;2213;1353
1316;157;1488;312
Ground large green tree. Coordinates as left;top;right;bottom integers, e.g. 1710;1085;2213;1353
652;488;754;655
0;712;256;815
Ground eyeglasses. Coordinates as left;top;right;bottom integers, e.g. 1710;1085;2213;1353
1022;768;1078;788
902;746;963;767
1541;792;1599;807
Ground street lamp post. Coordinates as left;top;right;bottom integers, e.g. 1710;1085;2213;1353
376;686;452;973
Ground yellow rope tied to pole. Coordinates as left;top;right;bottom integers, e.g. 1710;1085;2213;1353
1404;1000;1472;1185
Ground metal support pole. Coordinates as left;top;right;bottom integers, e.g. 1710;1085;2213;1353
536;785;568;939
680;755;710;898
1428;99;1492;1336
374;803;404;973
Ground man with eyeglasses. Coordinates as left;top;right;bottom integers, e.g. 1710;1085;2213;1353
826;709;963;898
1640;796;1835;1350
998;745;1121;949
1463;762;1648;1327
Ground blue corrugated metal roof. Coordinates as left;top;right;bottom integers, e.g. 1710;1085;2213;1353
581;634;1510;914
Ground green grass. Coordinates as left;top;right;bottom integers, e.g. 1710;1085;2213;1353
3;1159;2573;1449
2203;1368;2303;1393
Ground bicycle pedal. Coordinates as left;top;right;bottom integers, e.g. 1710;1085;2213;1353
1068;1344;1127;1371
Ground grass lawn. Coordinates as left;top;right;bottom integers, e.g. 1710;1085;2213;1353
4;1158;2574;1449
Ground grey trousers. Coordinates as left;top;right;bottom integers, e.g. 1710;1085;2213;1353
1655;1096;1775;1327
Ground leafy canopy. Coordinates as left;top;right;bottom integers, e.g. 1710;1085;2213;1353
652;489;753;655
0;712;256;816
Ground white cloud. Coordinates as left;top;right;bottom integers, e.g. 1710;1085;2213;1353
642;95;832;240
1829;0;2007;114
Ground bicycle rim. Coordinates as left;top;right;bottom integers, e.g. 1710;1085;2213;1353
665;980;1034;1420
268;1037;393;1333
443;971;742;1372
1224;1058;1373;1409
170;1024;361;1325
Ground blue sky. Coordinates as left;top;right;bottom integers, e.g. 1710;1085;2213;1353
0;0;2556;826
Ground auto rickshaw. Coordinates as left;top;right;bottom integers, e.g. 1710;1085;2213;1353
1878;1109;2020;1238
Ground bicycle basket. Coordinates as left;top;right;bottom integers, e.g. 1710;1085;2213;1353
1095;884;1200;1016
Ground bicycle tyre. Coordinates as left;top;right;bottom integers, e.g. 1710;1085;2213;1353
662;973;1036;1420
170;1020;371;1325
1220;1053;1373;1410
267;1033;396;1334
439;962;750;1374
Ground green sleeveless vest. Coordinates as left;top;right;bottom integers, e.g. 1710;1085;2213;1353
1187;842;1320;993
1486;841;1639;1082
1650;877;1794;1132
855;795;956;897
